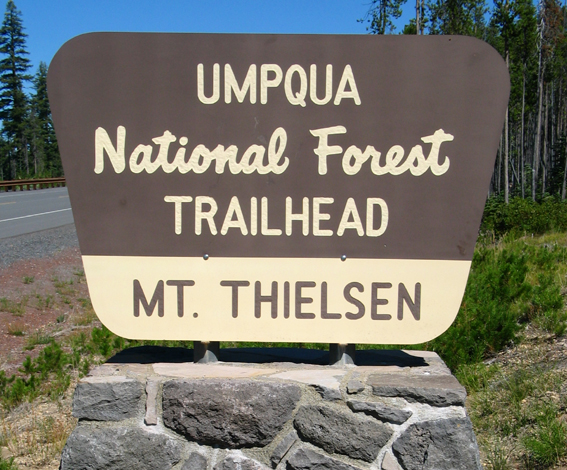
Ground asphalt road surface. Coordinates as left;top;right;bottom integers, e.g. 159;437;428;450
0;187;74;239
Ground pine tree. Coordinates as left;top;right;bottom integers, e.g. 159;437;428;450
363;0;409;34
29;61;60;176
0;0;30;179
427;0;488;37
513;0;538;198
491;0;518;203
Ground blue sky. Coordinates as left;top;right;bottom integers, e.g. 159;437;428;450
12;0;414;75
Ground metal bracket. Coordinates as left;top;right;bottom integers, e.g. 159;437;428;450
329;343;356;365
193;341;220;363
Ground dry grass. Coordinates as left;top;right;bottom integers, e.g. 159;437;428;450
1;396;76;468
6;323;25;337
72;309;97;327
0;297;27;316
460;329;567;469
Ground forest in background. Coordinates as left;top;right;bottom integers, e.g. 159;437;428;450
0;0;566;207
366;0;567;203
363;0;567;203
0;1;58;181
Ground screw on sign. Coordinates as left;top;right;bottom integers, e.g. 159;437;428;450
47;33;509;344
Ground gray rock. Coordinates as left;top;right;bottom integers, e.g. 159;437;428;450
312;385;342;401
72;377;144;421
347;400;412;424
392;418;482;470
145;379;159;425
346;380;365;394
381;452;402;470
163;379;301;448
60;426;181;470
369;373;466;407
270;431;298;467
293;405;392;462
287;447;362;470
182;452;208;470
214;454;271;470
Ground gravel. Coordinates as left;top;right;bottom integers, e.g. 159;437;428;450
0;224;79;268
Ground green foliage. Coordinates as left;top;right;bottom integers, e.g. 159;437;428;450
52;277;75;296
29;61;60;176
23;331;51;350
530;272;565;335
425;245;529;368
0;324;157;409
7;323;24;336
0;0;31;179
427;0;488;37
33;341;68;379
34;293;53;310
362;0;408;34
455;362;500;393
77;297;91;309
0;296;27;315
0;456;18;470
523;418;567;465
466;358;567;467
484;442;511;470
0;340;69;408
91;326;114;357
482;196;567;238
0;2;61;180
504;367;538;405
417;236;567;370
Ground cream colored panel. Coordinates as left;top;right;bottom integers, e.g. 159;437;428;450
82;256;471;344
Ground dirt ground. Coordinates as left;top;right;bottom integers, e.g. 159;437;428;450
0;248;92;469
0;247;88;375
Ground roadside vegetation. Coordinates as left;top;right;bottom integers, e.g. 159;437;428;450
427;197;567;469
0;206;562;469
6;197;567;469
0;267;193;467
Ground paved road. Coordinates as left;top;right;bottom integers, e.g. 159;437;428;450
0;187;74;239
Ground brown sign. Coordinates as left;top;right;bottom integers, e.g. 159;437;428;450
47;33;509;343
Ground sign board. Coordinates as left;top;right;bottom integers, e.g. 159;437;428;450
47;33;509;343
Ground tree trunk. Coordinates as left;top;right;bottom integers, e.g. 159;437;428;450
561;136;567;199
504;51;510;203
498;133;503;194
533;36;544;201
9;152;15;179
521;66;526;198
542;84;549;198
416;0;420;33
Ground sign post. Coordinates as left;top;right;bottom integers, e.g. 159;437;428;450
47;33;509;345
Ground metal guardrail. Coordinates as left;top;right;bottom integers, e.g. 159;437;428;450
0;177;66;192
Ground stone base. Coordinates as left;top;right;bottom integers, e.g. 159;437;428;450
60;347;481;470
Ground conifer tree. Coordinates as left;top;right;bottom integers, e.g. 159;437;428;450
427;0;488;37
0;0;30;179
364;0;409;34
30;61;60;176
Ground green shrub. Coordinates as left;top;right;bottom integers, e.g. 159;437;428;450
0;456;18;470
484;442;511;470
426;246;530;369
523;418;567;466
24;332;52;350
455;363;500;393
482;196;567;239
420;238;567;369
91;326;113;357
